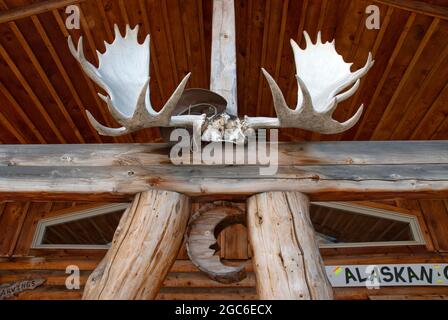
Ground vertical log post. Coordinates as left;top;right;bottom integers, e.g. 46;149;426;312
210;0;238;116
247;192;333;300
83;190;190;300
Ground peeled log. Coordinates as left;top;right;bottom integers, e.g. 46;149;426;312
247;192;333;300
82;190;190;300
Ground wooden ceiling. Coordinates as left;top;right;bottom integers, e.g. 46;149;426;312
0;0;447;144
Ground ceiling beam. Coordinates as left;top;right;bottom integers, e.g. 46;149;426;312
0;0;86;24
210;0;238;116
0;141;448;202
373;0;448;20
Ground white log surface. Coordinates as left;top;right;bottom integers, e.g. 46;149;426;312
82;190;190;300
1;141;448;201
210;0;237;116
247;192;333;300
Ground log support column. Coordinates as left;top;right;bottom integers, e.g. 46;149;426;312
247;192;333;300
83;190;190;300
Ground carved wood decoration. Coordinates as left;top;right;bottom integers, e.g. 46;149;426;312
82;190;190;300
0;279;45;300
186;202;246;284
247;192;333;300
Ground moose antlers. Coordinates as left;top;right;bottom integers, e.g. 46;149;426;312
68;25;205;137
69;26;373;140
245;31;374;134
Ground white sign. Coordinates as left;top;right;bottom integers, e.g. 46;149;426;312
326;264;448;288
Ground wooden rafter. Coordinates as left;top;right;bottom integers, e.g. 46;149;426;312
210;0;238;116
0;0;86;24
373;0;448;20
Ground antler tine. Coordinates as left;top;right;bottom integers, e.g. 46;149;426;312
303;31;313;47
261;68;291;122
155;73;192;125
67;36;111;95
336;79;361;103
245;31;373;135
337;104;364;132
97;93;129;126
86;110;128;136
331;52;374;99
321;79;360;116
295;75;314;113
131;77;152;121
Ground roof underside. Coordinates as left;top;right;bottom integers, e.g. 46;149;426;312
0;0;447;144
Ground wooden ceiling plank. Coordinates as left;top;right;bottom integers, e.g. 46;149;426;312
316;0;328;32
329;2;387;142
31;15;102;143
339;6;394;141
258;0;284;118
196;0;208;88
371;17;440;140
240;0;255;117
164;0;190;86
0;107;28;143
51;9;121;144
137;0;172;143
254;0;271;117
183;0;207;90
372;0;448;20
138;0;166;101
407;46;448;138
179;0;193;86
273;0;289;82
7;19;85;143
285;0;310;108
267;0;289;118
0;82;46;143
95;0;113;42
161;0;179;83
353;13;416;140
118;0;129;25
241;0;267;119
394;28;448;139
0;43;66;143
0;0;86;24
427;84;448;139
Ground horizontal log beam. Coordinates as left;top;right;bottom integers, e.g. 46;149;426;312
3;253;448;271
0;141;447;201
0;0;86;24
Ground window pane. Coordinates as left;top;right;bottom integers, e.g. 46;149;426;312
41;210;124;245
310;204;414;244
